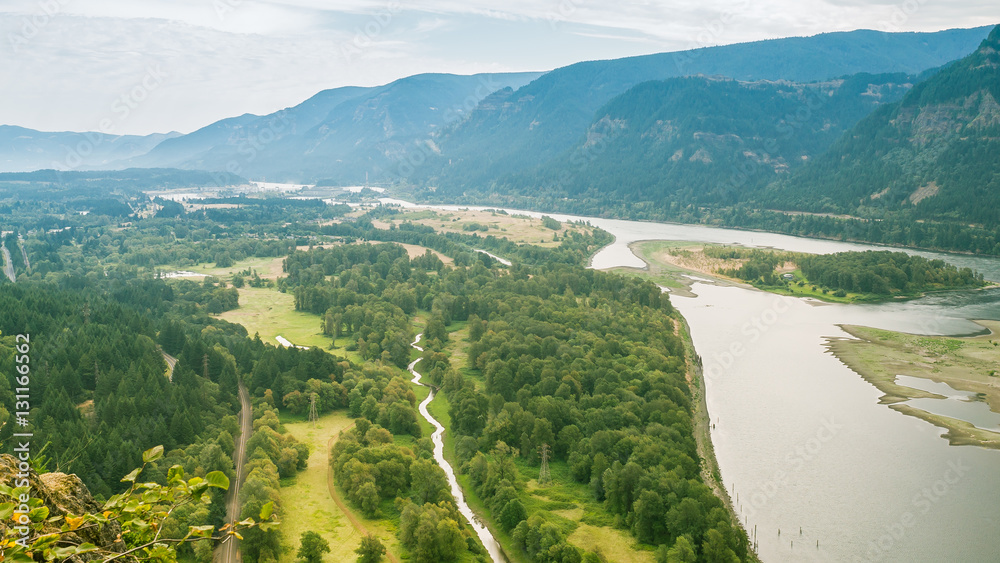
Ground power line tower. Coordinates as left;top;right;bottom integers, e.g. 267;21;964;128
308;393;319;426
538;443;551;486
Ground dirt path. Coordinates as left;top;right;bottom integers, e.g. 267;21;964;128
325;427;400;563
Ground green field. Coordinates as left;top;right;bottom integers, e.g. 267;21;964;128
278;411;405;562
277;411;353;562
216;287;366;363
158;255;286;280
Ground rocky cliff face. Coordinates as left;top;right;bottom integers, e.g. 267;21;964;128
0;454;130;562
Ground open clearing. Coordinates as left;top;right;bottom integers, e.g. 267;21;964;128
395;242;454;265
216;287;330;349
278;411;404;562
277;412;354;562
159;255;286;280
374;208;592;248
567;524;654;563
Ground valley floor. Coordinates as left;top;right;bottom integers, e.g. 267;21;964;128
278;411;405;563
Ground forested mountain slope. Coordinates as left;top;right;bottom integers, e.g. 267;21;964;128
425;26;992;187
759;25;1000;225
446;72;915;207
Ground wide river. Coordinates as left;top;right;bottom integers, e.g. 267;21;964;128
382;199;1000;563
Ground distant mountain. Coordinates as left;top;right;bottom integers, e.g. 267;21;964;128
0;126;179;173
124;73;543;183
470;72;917;206
761;25;1000;225
124;86;375;170
426;26;994;187
0;26;993;186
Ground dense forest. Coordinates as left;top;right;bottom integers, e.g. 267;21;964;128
0;270;328;561
796;251;984;296
0;181;753;562
280;230;749;561
713;248;985;297
758;25;1000;224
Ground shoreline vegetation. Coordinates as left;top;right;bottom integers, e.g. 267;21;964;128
827;323;1000;450
677;313;763;563
619;238;1000;450
601;241;761;560
208;215;752;562
623;240;991;304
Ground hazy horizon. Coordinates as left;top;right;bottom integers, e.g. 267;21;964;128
1;0;997;136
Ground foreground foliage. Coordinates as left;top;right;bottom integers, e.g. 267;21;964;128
0;445;276;562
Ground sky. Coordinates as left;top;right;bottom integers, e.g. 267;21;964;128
0;0;996;136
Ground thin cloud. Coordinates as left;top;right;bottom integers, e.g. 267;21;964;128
0;1;995;134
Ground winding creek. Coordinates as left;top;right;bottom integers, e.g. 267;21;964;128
384;198;1000;563
408;334;506;562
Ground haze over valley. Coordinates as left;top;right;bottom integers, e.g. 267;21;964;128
2;4;1000;563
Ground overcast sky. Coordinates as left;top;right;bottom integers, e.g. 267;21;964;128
1;0;996;135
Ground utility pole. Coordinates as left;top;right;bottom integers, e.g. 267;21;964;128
538;443;551;486
308;393;319;426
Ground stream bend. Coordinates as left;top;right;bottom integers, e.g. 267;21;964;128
408;333;505;562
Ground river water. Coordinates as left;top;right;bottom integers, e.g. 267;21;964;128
578;217;1000;563
380;199;1000;563
408;334;506;562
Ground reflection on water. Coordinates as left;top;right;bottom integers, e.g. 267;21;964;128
673;281;1000;563
379;199;1000;563
896;375;1000;432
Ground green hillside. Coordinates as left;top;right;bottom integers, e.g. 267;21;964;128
762;25;1000;225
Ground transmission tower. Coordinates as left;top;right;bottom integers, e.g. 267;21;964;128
538;443;551;486
308;393;319;426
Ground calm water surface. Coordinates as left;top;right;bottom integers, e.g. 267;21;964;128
382;200;1000;562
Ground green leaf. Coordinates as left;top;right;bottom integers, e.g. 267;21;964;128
188;524;215;538
121;468;140;483
28;506;49;522
0;483;13;496
50;543;99;559
0;502;14;519
189;484;208;500
259;501;273;520
142;445;164;463
167;464;185;482
205;471;230;490
29;532;60;550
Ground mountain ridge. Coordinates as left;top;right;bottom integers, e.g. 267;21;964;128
422;25;995;186
760;24;1000;225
